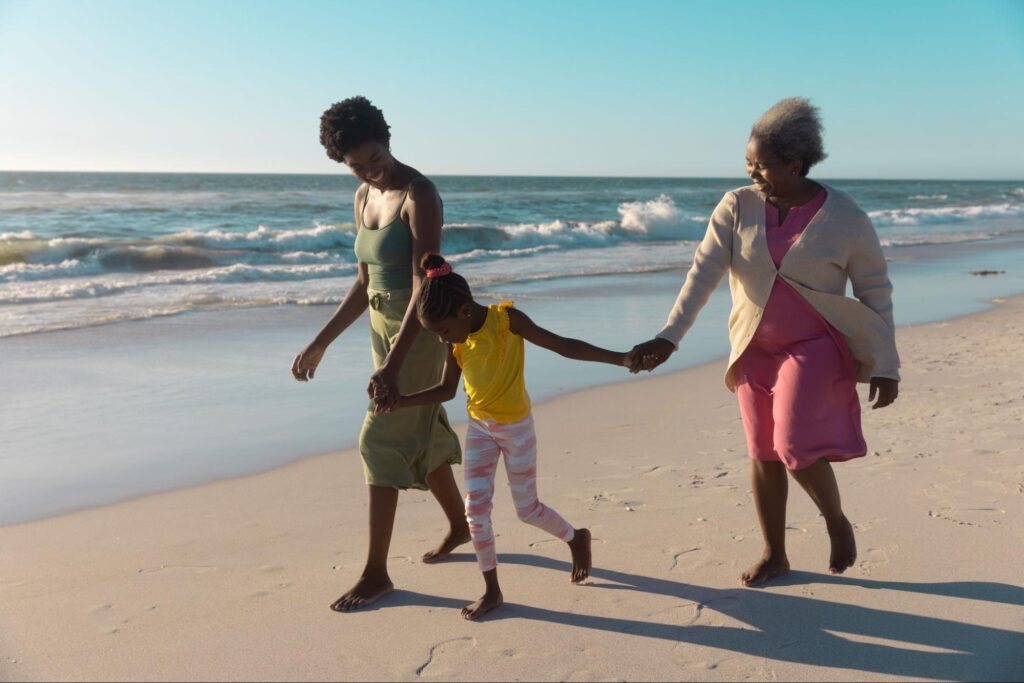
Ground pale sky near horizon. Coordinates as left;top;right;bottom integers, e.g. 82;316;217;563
1;0;1022;179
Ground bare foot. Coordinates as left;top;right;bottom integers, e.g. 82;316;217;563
461;589;503;621
740;554;790;586
568;528;592;583
421;523;471;564
827;516;857;575
330;571;394;612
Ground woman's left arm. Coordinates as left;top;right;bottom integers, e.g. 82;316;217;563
367;178;443;408
848;213;900;408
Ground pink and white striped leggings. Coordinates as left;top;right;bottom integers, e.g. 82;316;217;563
463;414;575;572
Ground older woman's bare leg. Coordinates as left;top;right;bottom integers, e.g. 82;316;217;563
789;459;857;575
742;460;791;586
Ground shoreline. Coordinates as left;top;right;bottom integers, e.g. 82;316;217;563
2;291;1022;681
3;290;1019;530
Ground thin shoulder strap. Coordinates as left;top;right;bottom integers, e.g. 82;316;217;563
358;184;372;228
395;175;425;216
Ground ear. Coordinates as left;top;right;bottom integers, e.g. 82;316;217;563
459;303;472;319
787;159;804;177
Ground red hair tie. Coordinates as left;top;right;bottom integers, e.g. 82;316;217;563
425;263;452;279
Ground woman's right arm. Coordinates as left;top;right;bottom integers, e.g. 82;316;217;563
628;192;737;371
291;262;370;381
292;186;371;382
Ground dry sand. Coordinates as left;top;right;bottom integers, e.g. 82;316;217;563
2;296;1023;682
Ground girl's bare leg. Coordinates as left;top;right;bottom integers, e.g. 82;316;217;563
461;568;504;620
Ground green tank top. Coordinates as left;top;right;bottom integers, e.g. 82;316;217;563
353;185;414;291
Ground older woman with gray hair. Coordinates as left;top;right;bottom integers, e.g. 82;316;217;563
629;97;900;586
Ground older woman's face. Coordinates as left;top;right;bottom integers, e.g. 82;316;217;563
343;141;395;190
745;137;802;198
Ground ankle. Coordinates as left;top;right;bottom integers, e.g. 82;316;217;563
362;564;389;579
824;515;850;532
761;547;788;562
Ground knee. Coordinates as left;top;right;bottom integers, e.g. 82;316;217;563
515;500;544;524
465;497;493;527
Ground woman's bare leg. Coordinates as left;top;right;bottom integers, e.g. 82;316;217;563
742;460;791;586
790;459;857;574
422;463;471;563
331;484;398;611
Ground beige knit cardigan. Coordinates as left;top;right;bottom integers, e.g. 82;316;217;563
656;184;901;391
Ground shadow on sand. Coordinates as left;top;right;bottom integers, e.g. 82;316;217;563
359;552;1024;681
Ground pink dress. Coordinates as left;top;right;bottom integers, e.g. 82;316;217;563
735;189;866;470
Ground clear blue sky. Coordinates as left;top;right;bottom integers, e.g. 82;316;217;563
1;0;1022;178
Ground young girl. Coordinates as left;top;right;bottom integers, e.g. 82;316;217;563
377;253;631;620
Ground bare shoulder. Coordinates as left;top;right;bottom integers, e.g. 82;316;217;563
353;183;369;223
506;307;535;335
355;182;370;202
407;175;440;204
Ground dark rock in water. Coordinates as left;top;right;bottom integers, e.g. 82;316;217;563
970;270;1006;276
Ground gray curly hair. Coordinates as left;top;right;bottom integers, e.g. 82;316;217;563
750;97;827;177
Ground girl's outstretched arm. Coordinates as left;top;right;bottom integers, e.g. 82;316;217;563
508;308;628;367
384;345;462;413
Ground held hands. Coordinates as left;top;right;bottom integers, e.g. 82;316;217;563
626;338;676;374
868;377;899;410
367;367;400;415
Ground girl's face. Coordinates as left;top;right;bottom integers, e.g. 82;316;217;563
745;137;803;199
343;141;395;190
420;304;473;344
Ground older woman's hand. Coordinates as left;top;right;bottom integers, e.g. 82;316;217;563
869;377;899;409
627;338;676;374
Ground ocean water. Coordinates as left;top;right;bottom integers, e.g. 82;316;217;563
2;172;1024;524
3;172;1024;337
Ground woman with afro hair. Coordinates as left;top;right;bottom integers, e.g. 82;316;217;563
292;96;467;611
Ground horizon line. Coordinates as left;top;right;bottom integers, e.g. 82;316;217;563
2;169;1022;183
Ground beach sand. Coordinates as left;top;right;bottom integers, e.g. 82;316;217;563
2;296;1023;682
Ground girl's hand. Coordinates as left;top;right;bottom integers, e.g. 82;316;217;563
627;338;675;373
869;377;899;409
292;341;326;381
373;394;404;415
367;366;400;411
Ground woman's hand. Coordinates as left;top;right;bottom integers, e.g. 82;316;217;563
292;341;326;382
367;365;400;412
627;338;676;373
869;377;899;409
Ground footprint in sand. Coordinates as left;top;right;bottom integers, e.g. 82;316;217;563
137;564;216;575
928;506;1007;527
856;546;895;575
87;602;160;633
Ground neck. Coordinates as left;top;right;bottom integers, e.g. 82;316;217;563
469;301;489;334
768;178;820;208
383;160;412;191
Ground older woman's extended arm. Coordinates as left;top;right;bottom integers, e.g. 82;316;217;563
848;212;900;407
628;192;736;372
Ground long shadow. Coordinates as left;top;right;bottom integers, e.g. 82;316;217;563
367;552;1024;681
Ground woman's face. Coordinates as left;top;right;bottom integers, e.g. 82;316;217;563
419;305;473;344
343;141;395;190
745;137;802;199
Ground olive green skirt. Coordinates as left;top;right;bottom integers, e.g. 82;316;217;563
359;287;462;489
